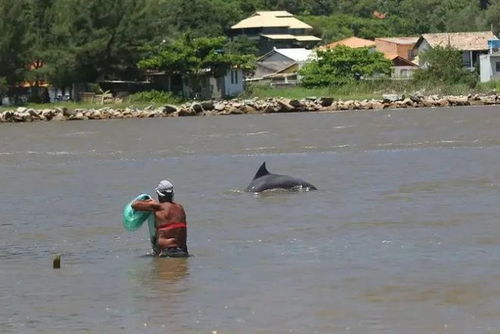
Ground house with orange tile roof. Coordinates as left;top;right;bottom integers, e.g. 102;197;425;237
321;36;375;49
320;36;418;80
374;37;419;79
375;37;419;61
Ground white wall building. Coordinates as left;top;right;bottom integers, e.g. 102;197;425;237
480;40;500;83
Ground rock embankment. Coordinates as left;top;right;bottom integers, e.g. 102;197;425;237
1;93;499;123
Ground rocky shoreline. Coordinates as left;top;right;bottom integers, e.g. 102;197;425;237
1;93;500;123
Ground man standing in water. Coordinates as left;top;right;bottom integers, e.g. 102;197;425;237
132;180;189;257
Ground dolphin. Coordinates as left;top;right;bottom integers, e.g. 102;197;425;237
245;162;317;192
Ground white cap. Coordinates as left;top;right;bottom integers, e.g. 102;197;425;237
155;180;174;196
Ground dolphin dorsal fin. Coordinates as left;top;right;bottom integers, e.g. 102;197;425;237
253;162;270;179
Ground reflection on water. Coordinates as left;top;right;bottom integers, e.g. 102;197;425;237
1;107;500;333
147;257;189;284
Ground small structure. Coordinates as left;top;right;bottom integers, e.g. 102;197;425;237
250;48;313;85
479;40;500;82
414;31;499;70
384;55;418;79
374;37;419;79
230;11;321;54
146;68;244;99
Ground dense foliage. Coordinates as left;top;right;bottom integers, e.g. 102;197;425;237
413;46;479;87
299;46;392;87
0;0;499;97
127;90;182;104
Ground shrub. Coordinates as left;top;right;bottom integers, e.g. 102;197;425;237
0;77;7;98
299;46;392;88
413;46;478;87
127;90;182;104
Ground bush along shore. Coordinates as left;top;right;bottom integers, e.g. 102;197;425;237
1;93;500;123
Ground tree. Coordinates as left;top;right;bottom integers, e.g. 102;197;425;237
153;0;243;38
0;0;30;87
39;0;157;87
412;45;478;87
138;36;255;95
0;77;7;99
299;46;392;88
485;0;500;36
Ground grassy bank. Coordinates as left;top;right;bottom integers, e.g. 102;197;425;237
244;80;500;101
0;90;183;112
1;80;500;112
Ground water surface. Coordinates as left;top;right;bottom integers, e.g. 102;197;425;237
1;106;500;333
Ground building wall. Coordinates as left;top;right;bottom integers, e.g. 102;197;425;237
416;40;431;67
223;69;244;97
376;39;417;60
480;54;500;82
376;39;398;56
391;66;417;79
397;44;416;60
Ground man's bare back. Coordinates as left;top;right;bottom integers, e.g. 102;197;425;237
131;180;188;257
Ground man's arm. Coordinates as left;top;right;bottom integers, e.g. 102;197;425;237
131;199;162;212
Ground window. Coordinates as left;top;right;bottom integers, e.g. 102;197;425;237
231;70;239;84
462;52;472;68
496;62;500;73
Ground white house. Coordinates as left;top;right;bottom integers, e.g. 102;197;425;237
480;40;500;82
414;31;498;71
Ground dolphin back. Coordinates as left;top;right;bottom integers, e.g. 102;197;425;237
252;162;270;180
246;174;317;192
246;162;317;192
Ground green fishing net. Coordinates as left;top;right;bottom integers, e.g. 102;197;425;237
122;194;152;231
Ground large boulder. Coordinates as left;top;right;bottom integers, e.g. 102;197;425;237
162;104;178;114
277;99;295;112
479;95;498;104
178;108;196;116
3;111;14;122
191;102;203;113
227;106;244;114
52;113;67;121
383;94;403;103
318;97;334;107
200;100;214;110
214;103;226;112
242;105;260;114
447;95;469;106
263;103;279;113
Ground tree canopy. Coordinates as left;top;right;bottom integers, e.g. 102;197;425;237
299;46;392;88
412;46;478;87
0;0;499;95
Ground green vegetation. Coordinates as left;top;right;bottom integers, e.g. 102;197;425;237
127;90;183;105
413;46;478;87
299;46;392;88
138;36;255;97
1;0;500;105
246;80;497;101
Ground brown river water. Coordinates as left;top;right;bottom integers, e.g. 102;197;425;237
1;106;500;333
